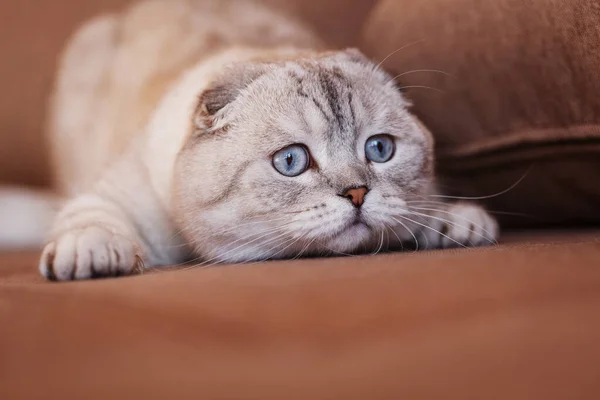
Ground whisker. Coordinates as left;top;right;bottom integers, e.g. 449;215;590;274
376;39;426;70
293;236;318;260
283;209;311;215
428;167;532;200
231;231;303;266
371;230;385;256
391;69;456;80
167;226;187;244
251;230;309;262
397;85;445;93
406;200;540;220
385;229;391;252
389;216;419;251
486;210;541;219
394;214;467;248
243;230;300;263
184;222;295;269
317;244;357;258
268;233;310;260
408;207;498;245
407;199;451;205
385;223;404;252
174;215;293;247
409;212;481;246
214;226;296;265
370;232;380;256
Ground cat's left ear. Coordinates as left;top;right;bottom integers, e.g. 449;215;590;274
194;63;269;131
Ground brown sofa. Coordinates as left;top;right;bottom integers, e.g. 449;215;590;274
1;0;599;399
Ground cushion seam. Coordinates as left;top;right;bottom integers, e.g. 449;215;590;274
437;124;600;159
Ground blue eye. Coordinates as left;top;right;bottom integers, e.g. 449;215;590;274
365;134;395;163
272;144;310;177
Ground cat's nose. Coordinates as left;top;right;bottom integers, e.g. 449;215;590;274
341;186;369;208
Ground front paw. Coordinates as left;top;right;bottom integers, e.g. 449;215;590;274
422;202;499;249
40;225;144;281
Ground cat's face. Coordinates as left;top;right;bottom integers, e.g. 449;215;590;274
174;49;435;263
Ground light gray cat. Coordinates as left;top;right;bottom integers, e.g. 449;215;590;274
0;0;498;280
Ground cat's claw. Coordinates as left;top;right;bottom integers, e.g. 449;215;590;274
421;202;499;249
40;225;143;281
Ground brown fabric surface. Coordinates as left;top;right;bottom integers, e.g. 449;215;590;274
0;0;378;187
361;0;600;227
2;231;600;399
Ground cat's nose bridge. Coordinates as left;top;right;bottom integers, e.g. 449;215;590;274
324;163;369;193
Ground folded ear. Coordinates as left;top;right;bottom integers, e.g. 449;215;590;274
194;63;269;131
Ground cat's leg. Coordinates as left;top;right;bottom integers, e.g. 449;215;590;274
39;154;187;281
416;202;499;249
39;194;144;281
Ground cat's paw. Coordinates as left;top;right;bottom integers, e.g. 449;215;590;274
422;202;499;249
40;225;144;281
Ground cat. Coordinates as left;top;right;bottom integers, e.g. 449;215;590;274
4;0;499;280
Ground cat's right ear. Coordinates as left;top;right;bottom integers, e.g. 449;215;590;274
194;63;269;131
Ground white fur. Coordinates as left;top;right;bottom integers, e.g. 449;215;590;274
0;188;60;250
31;0;499;281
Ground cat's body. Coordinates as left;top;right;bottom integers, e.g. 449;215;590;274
16;0;498;280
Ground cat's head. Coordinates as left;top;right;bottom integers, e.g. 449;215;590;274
173;49;435;263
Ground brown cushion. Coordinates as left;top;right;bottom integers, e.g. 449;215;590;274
0;0;378;187
2;231;600;399
360;0;600;227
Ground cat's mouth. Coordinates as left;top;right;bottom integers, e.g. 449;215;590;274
349;218;368;230
325;215;372;253
331;214;371;239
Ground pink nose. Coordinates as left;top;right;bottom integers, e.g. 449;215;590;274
342;186;368;208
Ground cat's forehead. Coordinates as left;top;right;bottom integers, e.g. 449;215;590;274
227;54;413;164
255;61;399;147
246;53;393;104
281;56;386;92
244;77;355;155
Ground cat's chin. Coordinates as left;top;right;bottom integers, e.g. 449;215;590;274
325;222;372;253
